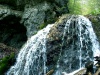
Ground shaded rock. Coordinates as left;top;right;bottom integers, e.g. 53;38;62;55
0;0;17;9
94;56;100;72
94;56;100;62
46;14;97;73
0;16;27;49
0;43;17;59
0;0;69;38
46;14;71;66
85;61;94;74
86;14;100;43
0;5;23;20
0;5;27;48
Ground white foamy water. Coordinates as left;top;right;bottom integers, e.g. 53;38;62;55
6;15;100;75
6;24;54;75
54;15;100;75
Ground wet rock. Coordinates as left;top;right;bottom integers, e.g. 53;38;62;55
74;68;86;75
46;14;70;66
94;56;100;62
0;5;27;49
85;61;94;74
46;69;54;75
86;15;100;42
94;56;100;69
46;14;97;73
61;68;86;75
0;43;17;59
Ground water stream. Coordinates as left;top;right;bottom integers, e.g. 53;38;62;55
54;15;100;75
6;15;100;75
6;24;54;75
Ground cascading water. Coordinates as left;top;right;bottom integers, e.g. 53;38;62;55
6;24;54;75
54;15;100;75
6;15;100;75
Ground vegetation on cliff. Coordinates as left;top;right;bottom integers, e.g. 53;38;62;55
0;53;15;75
0;0;100;75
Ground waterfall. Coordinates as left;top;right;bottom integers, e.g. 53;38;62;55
54;15;100;75
6;15;100;75
6;24;54;75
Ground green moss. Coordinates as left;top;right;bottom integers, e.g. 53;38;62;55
38;23;47;30
38;17;58;30
0;53;15;75
87;15;100;42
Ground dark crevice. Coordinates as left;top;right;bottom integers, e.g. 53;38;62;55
0;15;27;49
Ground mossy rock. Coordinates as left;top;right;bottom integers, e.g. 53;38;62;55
38;17;58;30
86;15;100;42
0;53;15;75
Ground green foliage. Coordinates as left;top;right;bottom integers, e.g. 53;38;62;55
68;0;100;15
38;23;47;30
0;53;15;75
38;17;58;30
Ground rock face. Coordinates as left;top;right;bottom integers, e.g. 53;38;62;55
46;15;71;66
0;6;27;49
86;15;100;43
1;0;100;74
0;43;17;59
0;5;22;20
0;43;17;75
0;0;69;53
46;14;100;73
21;2;50;37
21;0;69;37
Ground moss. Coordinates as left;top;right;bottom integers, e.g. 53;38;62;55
38;23;47;30
87;15;100;42
0;53;15;75
38;17;58;30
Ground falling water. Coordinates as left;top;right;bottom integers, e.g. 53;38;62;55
6;24;54;75
55;16;72;75
6;15;100;75
54;15;100;75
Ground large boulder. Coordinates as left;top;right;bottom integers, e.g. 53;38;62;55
21;2;50;37
21;0;69;37
46;14;100;73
